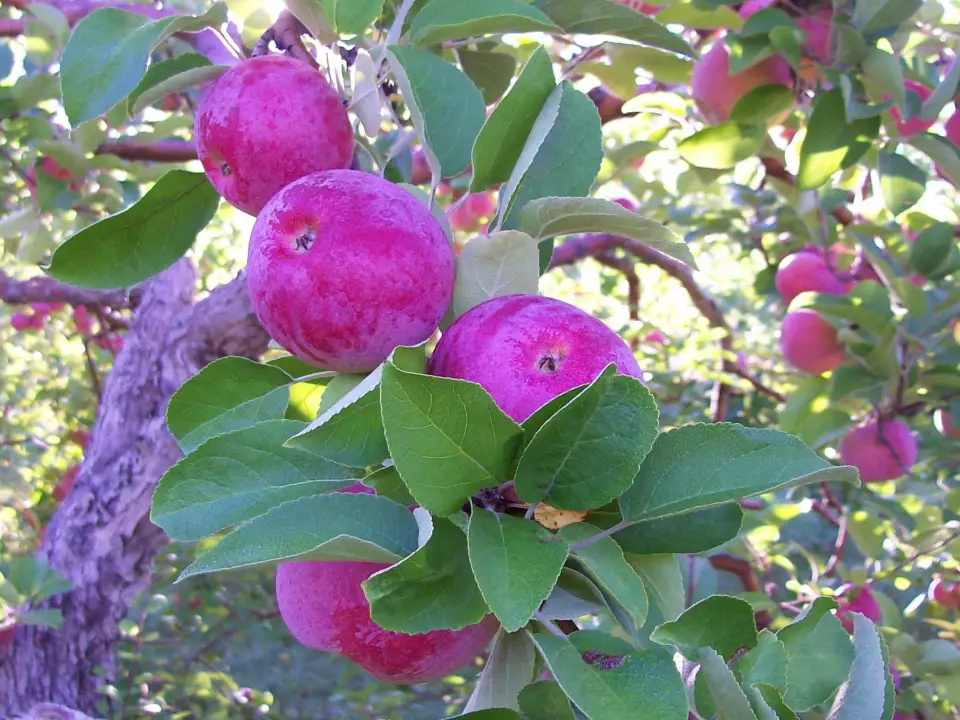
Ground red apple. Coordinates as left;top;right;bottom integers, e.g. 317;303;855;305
739;0;775;18
644;329;667;345
247;169;454;373
73;306;93;335
797;7;833;64
612;0;663;15
936;109;960;179
428;295;644;423
839;419;917;483
54;465;79;502
889;81;936;137
835;585;881;632
613;197;638;212
449;193;495;232
195;55;354;216
276;560;498;683
69;429;90;449
934;409;960;439
928;577;960;608
775;252;856;304
691;41;793;124
779;310;845;375
10;312;33;332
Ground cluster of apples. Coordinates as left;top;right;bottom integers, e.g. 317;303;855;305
9;302;62;332
773;248;919;482
9;302;123;354
195;54;648;681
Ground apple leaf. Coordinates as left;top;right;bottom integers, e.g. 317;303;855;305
559;523;648;626
471;46;557;192
363;517;490;633
531;634;688;720
125;53;211;114
45;170;220;289
129;62;226;115
797;89;880;189
698;647;759;720
387;45;485;179
737;629;789;693
515;366;658;511
518;681;576;720
380;363;524;515
165;357;292;453
517;196;696;269
464;629;537;712
826;614;892;720
152;420;361;542
539;567;610;620
611;503;744;555
453;230;540;318
677;122;767;170
467;509;569;632
179;492;420;580
651;595;758;661
625;554;684;622
319;0;384;35
410;0;560;47
60;4;227;125
619;423;860;522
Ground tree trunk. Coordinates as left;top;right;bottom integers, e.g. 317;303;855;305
0;263;269;716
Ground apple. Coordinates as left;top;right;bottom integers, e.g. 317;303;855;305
928;577;960;608
644;329;667;345
739;0;775;18
779;310;845;375
276;560;498;683
835;585;881;633
10;312;33;332
247;169;454;373
936;109;960;179
69;429;90;449
449;193;496;232
934;409;960;439
195;55;354;216
54;465;79;502
839;419;917;483
797;7;833;64
613;197;638;212
775;252;856;304
73;306;93;335
691;41;793;124
889;80;936;137
428;294;644;422
612;0;663;15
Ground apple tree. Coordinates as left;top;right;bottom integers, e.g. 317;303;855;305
1;0;959;717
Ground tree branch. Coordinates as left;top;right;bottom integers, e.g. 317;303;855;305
0;271;132;309
761;157;855;226
94;140;198;163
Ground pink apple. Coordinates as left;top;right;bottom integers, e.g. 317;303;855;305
449;193;495;232
613;197;638;212
54;465;79;502
835;585;881;632
779;310;845;375
644;329;667;345
247;169;454;373
797;7;833;64
428;295;644;422
612;0;663;15
889;81;936;137
691;41;793;124
195;55;354;216
73;306;93;335
935;109;960;179
10;312;33;332
775;252;856;304
739;0;775;18
928;577;960;608
839;419;917;483
276;560;498;683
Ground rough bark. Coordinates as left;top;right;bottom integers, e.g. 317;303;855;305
0;265;269;716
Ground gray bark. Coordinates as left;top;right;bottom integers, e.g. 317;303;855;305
0;263;269;716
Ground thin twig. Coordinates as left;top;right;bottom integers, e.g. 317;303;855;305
81;339;102;402
567;519;632;552
532;611;568;638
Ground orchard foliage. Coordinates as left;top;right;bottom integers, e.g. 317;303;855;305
1;0;960;717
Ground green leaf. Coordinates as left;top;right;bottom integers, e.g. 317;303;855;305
862;46;904;114
517;196;697;270
515;367;658;511
737;629;789;693
539;568;610;620
518;680;576;720
380;364;524;515
287;374;388;468
387;45;486;179
797;89;880;190
559;523;648;626
534;0;694;58
497;82;604;241
363;515;490;633
677;122;767;170
411;0;560;47
651;595;757;661
471;47;556;193
625;554;684;622
605;44;692;85
852;0;922;33
45;170;219;289
656;1;742;30
179;492;419;580
454;712;523;720
728;85;794;125
319;0;384;34
129;62;226;116
152;420;361;542
698;647;758;720
16;608;63;629
612;504;744;555
453;231;540;318
125;53;211;113
467;510;568;632
909;222;960;280
619;423;860;522
166;357;292;453
284;0;336;43
362;465;415;506
60;4;227;125
458;49;518;105
826;613;889;720
910;132;960;188
878;151;926;216
531;635;689;720
921;54;960;121
777;598;855;711
464;630;536;712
